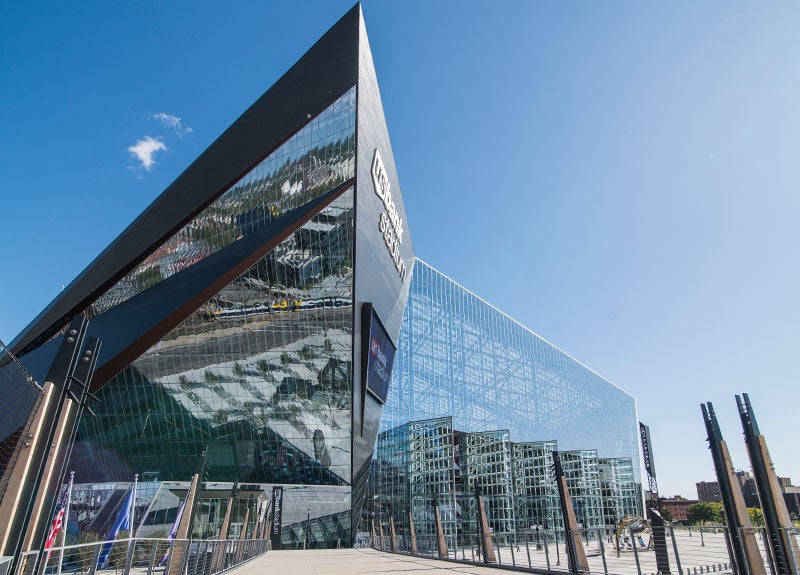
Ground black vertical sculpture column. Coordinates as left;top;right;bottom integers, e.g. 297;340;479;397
736;394;799;575
702;402;766;575
649;509;672;574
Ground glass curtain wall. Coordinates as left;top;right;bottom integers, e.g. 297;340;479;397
68;87;358;547
457;430;514;542
512;441;561;534
383;260;641;470
599;457;640;527
559;450;604;530
371;259;643;539
375;417;457;550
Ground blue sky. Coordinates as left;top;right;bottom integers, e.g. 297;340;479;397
2;1;799;499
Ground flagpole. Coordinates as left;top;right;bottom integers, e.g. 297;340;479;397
57;471;74;575
130;474;138;536
125;474;138;572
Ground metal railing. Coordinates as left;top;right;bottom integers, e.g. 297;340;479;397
11;536;268;575
371;524;800;575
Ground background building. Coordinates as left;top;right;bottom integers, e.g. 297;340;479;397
697;481;722;503
659;496;699;523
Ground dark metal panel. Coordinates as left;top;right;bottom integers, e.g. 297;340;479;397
350;8;415;538
12;4;361;357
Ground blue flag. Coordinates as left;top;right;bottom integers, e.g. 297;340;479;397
97;487;133;568
158;494;187;566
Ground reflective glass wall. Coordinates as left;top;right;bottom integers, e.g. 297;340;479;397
370;259;642;540
382;259;641;473
68;87;358;548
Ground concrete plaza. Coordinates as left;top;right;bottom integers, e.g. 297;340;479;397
229;548;521;575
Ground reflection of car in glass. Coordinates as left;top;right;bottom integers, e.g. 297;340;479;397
198;298;353;320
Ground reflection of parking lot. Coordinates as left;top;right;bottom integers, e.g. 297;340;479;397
136;308;350;379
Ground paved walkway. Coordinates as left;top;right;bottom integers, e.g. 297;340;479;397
231;548;520;575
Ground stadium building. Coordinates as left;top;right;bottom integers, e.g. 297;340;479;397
10;5;642;549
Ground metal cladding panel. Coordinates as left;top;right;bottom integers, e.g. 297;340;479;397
351;8;415;534
12;5;361;357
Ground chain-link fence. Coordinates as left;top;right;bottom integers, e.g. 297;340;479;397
0;340;43;510
10;536;268;575
371;523;800;575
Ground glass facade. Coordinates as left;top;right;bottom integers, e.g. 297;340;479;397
369;259;642;542
513;441;560;533
69;87;358;548
381;259;641;471
559;450;604;530
90;87;356;318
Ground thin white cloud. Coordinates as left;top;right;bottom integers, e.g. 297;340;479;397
153;112;192;138
128;136;166;171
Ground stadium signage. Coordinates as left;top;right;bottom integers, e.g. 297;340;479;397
371;149;407;282
271;486;284;549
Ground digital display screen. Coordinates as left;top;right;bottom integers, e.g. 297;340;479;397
365;308;396;404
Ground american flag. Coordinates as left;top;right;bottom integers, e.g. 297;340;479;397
44;493;68;559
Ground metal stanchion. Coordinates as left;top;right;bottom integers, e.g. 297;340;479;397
763;528;777;575
631;532;643;575
670;524;685;575
598;529;609;575
544;530;551;570
555;532;561;566
525;533;532;567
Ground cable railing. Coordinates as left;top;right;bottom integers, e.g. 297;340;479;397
370;524;800;575
10;536;268;575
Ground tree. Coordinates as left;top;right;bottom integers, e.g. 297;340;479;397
708;502;725;525
747;507;764;527
686;502;723;525
659;507;673;523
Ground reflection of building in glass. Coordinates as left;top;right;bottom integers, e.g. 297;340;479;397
11;6;643;550
513;441;560;532
376;417;641;543
600;457;641;525
369;260;643;542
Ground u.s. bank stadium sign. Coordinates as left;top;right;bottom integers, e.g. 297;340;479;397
371;149;408;282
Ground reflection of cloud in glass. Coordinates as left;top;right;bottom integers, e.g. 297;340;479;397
92;86;357;317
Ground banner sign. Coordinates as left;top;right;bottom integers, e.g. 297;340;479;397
270;486;284;549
